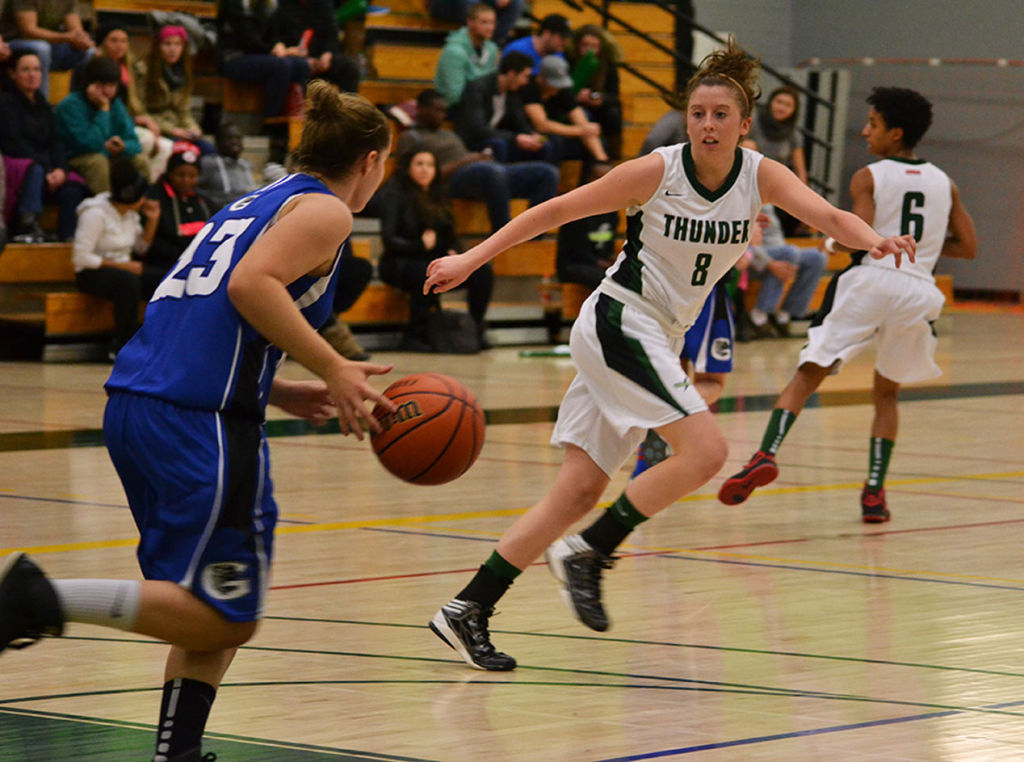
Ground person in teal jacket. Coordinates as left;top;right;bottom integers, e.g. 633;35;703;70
55;55;150;194
433;3;500;110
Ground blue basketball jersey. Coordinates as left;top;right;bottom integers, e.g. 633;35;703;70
107;173;344;418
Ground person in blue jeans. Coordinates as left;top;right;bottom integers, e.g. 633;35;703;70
398;89;559;234
745;202;827;337
0;0;93;100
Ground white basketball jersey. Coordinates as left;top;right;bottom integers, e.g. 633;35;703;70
598;143;763;335
864;157;952;281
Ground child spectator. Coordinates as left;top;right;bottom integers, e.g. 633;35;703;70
56;56;150;194
434;3;499;110
0;49;88;241
135;25;215;155
72;157;160;359
144;144;212;283
198;122;259;211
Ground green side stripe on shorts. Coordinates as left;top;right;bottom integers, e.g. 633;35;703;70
595;294;687;416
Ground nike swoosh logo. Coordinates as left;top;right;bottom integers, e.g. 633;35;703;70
665;190;684;197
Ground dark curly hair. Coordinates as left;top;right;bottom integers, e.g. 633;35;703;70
866;87;933;149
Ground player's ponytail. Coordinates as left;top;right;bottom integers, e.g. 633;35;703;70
683;37;761;119
292;80;390;180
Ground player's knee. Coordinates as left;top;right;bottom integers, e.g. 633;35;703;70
697;432;729;481
210;620;259;649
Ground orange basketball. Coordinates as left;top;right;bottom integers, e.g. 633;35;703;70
370;373;486;485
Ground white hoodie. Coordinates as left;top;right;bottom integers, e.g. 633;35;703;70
72;193;147;273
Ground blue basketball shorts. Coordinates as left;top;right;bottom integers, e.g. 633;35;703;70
681;283;735;374
103;392;277;622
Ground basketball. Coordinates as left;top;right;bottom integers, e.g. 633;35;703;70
370;373;486;485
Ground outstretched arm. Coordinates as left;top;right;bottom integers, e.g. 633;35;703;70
759;158;915;267
424;152;664;293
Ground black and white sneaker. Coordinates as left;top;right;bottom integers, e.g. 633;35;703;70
0;552;64;653
545;535;616;632
429;599;516;671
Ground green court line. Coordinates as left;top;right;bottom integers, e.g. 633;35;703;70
1;380;1021;453
0;707;433;761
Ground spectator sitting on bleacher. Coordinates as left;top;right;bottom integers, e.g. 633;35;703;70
56;56;150;195
216;0;311;123
198;122;258;211
0;49;89;242
399;89;558;235
0;148;7;254
72;23;173;182
143;144;211;284
0;0;93;101
502;13;569;73
521;55;609;179
276;0;361;94
744;203;827;338
134;26;215;156
454;50;553;163
429;0;522;47
639;107;684;156
378;144;493;351
72;156;160;360
433;3;499;111
568;25;623;159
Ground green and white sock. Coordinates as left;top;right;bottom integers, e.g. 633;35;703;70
866;437;895;489
759;408;797;456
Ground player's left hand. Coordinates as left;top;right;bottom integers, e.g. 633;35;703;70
870;234;916;268
271;378;337;426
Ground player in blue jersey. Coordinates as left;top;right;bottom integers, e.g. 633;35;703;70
0;81;396;761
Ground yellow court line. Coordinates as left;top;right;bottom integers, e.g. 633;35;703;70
4;470;1022;557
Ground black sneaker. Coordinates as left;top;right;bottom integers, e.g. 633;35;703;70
0;552;64;653
429;599;516;671
545;535;615;632
166;751;218;762
717;450;779;505
861;484;890;524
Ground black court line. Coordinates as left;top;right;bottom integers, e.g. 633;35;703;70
1;380;1022;454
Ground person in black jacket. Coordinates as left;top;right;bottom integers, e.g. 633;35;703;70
0;49;88;241
455;50;553;164
378;144;494;350
142;145;212;284
276;0;360;93
216;0;309;120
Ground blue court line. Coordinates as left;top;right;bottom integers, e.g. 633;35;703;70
661;553;1024;592
359;526;499;543
593;698;1024;760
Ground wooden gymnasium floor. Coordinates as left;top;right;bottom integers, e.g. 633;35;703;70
1;304;1023;761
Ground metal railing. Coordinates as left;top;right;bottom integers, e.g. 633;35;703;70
534;0;841;198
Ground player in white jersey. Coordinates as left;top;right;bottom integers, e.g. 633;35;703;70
719;86;977;523
0;83;397;761
423;40;916;671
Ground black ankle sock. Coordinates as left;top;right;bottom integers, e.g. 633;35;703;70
456;563;513;608
154;678;216;761
581;494;649;556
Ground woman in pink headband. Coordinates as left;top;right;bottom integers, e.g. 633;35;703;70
135;24;216;154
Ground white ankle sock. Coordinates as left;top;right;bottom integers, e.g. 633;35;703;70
774;310;791;325
750;308;768;326
52;579;141;631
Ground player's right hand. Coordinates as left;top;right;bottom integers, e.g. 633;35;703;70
870;234;916;268
328;361;396;439
424;252;475;294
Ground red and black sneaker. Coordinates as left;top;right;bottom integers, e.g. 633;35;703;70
861;485;890;523
717;451;779;505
